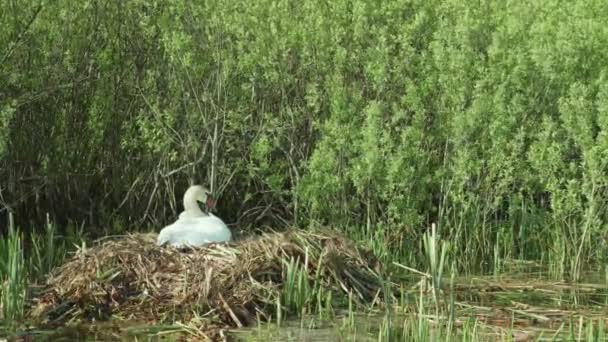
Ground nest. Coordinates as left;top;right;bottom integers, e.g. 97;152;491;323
29;229;383;335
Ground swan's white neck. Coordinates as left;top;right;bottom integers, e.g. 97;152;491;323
183;186;206;215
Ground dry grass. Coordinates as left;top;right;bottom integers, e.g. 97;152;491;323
28;229;383;335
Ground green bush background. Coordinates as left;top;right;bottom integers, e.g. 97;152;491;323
1;0;607;274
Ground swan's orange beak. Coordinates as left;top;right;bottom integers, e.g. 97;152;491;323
206;195;216;211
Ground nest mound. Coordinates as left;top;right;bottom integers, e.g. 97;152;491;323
29;229;383;332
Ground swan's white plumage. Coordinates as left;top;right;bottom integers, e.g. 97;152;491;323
157;213;231;248
157;185;232;248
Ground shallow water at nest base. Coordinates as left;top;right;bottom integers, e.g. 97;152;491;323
0;322;183;342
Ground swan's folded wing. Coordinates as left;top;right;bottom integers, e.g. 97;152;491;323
156;218;193;246
156;226;171;246
157;216;232;247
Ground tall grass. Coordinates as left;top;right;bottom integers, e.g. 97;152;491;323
423;223;448;309
0;213;26;323
30;214;66;279
0;213;85;325
280;248;332;319
281;256;312;315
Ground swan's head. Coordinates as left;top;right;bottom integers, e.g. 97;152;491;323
183;185;216;213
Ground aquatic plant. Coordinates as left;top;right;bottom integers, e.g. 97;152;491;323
0;214;26;323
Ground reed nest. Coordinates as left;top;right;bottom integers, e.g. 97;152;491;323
29;229;383;332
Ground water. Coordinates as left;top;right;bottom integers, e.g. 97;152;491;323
1;322;182;342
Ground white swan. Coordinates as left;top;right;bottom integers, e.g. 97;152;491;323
157;185;232;248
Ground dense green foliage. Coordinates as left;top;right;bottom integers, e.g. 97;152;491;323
1;0;608;275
